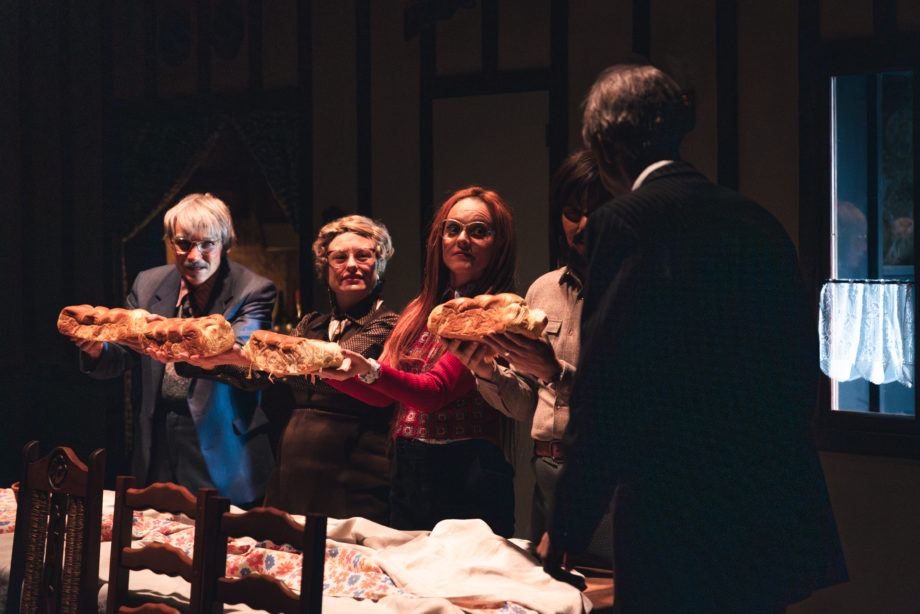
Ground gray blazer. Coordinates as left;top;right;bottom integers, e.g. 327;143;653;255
82;260;276;504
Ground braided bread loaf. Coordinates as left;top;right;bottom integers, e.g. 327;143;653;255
427;293;548;341
57;305;151;343
243;330;344;376
138;314;236;359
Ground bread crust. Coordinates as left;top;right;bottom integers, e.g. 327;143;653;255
57;304;151;343
427;292;548;341
138;314;236;359
242;330;344;376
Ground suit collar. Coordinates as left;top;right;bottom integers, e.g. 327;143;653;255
638;160;699;186
632;160;676;190
150;268;182;317
207;260;236;315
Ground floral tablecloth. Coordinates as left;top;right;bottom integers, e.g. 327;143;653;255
0;488;587;614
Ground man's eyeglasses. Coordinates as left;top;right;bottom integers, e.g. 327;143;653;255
561;203;588;223
327;249;376;269
441;219;495;241
171;237;221;254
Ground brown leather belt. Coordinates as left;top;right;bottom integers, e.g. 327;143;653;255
534;440;565;461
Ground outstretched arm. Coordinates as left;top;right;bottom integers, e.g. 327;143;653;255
323;349;476;412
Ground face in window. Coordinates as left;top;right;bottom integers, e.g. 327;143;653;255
836;200;868;279
326;232;378;309
171;231;223;287
440;197;497;288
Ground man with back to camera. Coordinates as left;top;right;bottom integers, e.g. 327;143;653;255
71;193;276;506
540;64;848;612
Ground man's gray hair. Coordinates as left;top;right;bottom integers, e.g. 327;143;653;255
581;64;691;165
163;193;236;249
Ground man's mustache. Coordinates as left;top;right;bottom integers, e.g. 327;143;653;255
183;261;209;270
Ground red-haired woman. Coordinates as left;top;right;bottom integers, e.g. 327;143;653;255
321;186;517;537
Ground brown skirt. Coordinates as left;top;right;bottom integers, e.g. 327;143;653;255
262;407;391;524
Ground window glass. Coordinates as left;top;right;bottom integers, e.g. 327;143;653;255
830;70;914;416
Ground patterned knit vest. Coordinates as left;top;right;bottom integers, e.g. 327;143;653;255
392;331;502;447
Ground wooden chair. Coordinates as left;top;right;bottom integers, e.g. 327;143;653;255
106;476;216;614
7;440;106;614
577;566;615;613
199;496;327;614
117;606;181;614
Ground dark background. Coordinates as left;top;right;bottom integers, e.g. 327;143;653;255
2;1;919;611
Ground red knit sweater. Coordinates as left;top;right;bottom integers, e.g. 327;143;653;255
326;331;503;447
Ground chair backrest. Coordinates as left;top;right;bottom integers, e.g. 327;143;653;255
116;605;181;614
7;440;106;614
106;476;216;614
199;497;326;614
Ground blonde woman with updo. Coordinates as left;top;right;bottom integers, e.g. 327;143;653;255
181;214;398;522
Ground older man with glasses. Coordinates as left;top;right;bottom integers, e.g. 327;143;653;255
72;192;277;507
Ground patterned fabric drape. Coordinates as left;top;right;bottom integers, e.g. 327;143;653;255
115;111;220;242
115;107;306;293
116;107;305;241
229;108;304;231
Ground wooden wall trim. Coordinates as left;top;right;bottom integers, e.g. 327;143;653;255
248;0;263;90
18;0;34;353
632;0;650;58
549;0;568;268
100;0;116;307
716;0;739;190
197;0;211;94
428;69;552;98
481;0;498;75
297;0;314;310
419;25;436;262
144;2;157;99
874;0;897;38
797;0;828;423
356;0;372;217
59;1;75;303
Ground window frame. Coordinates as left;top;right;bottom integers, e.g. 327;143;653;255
800;37;920;459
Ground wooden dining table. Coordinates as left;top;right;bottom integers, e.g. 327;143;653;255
0;486;611;613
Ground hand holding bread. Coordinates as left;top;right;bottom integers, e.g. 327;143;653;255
427;293;548;341
139;313;236;359
242;329;344;376
434;293;562;381
58;304;153;343
58;305;235;359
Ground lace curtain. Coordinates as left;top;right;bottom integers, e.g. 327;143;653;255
819;281;914;387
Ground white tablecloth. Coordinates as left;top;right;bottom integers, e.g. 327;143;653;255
0;490;590;614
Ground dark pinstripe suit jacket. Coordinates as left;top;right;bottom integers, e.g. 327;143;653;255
552;161;847;609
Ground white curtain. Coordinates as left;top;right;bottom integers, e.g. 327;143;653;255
819;281;914;387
